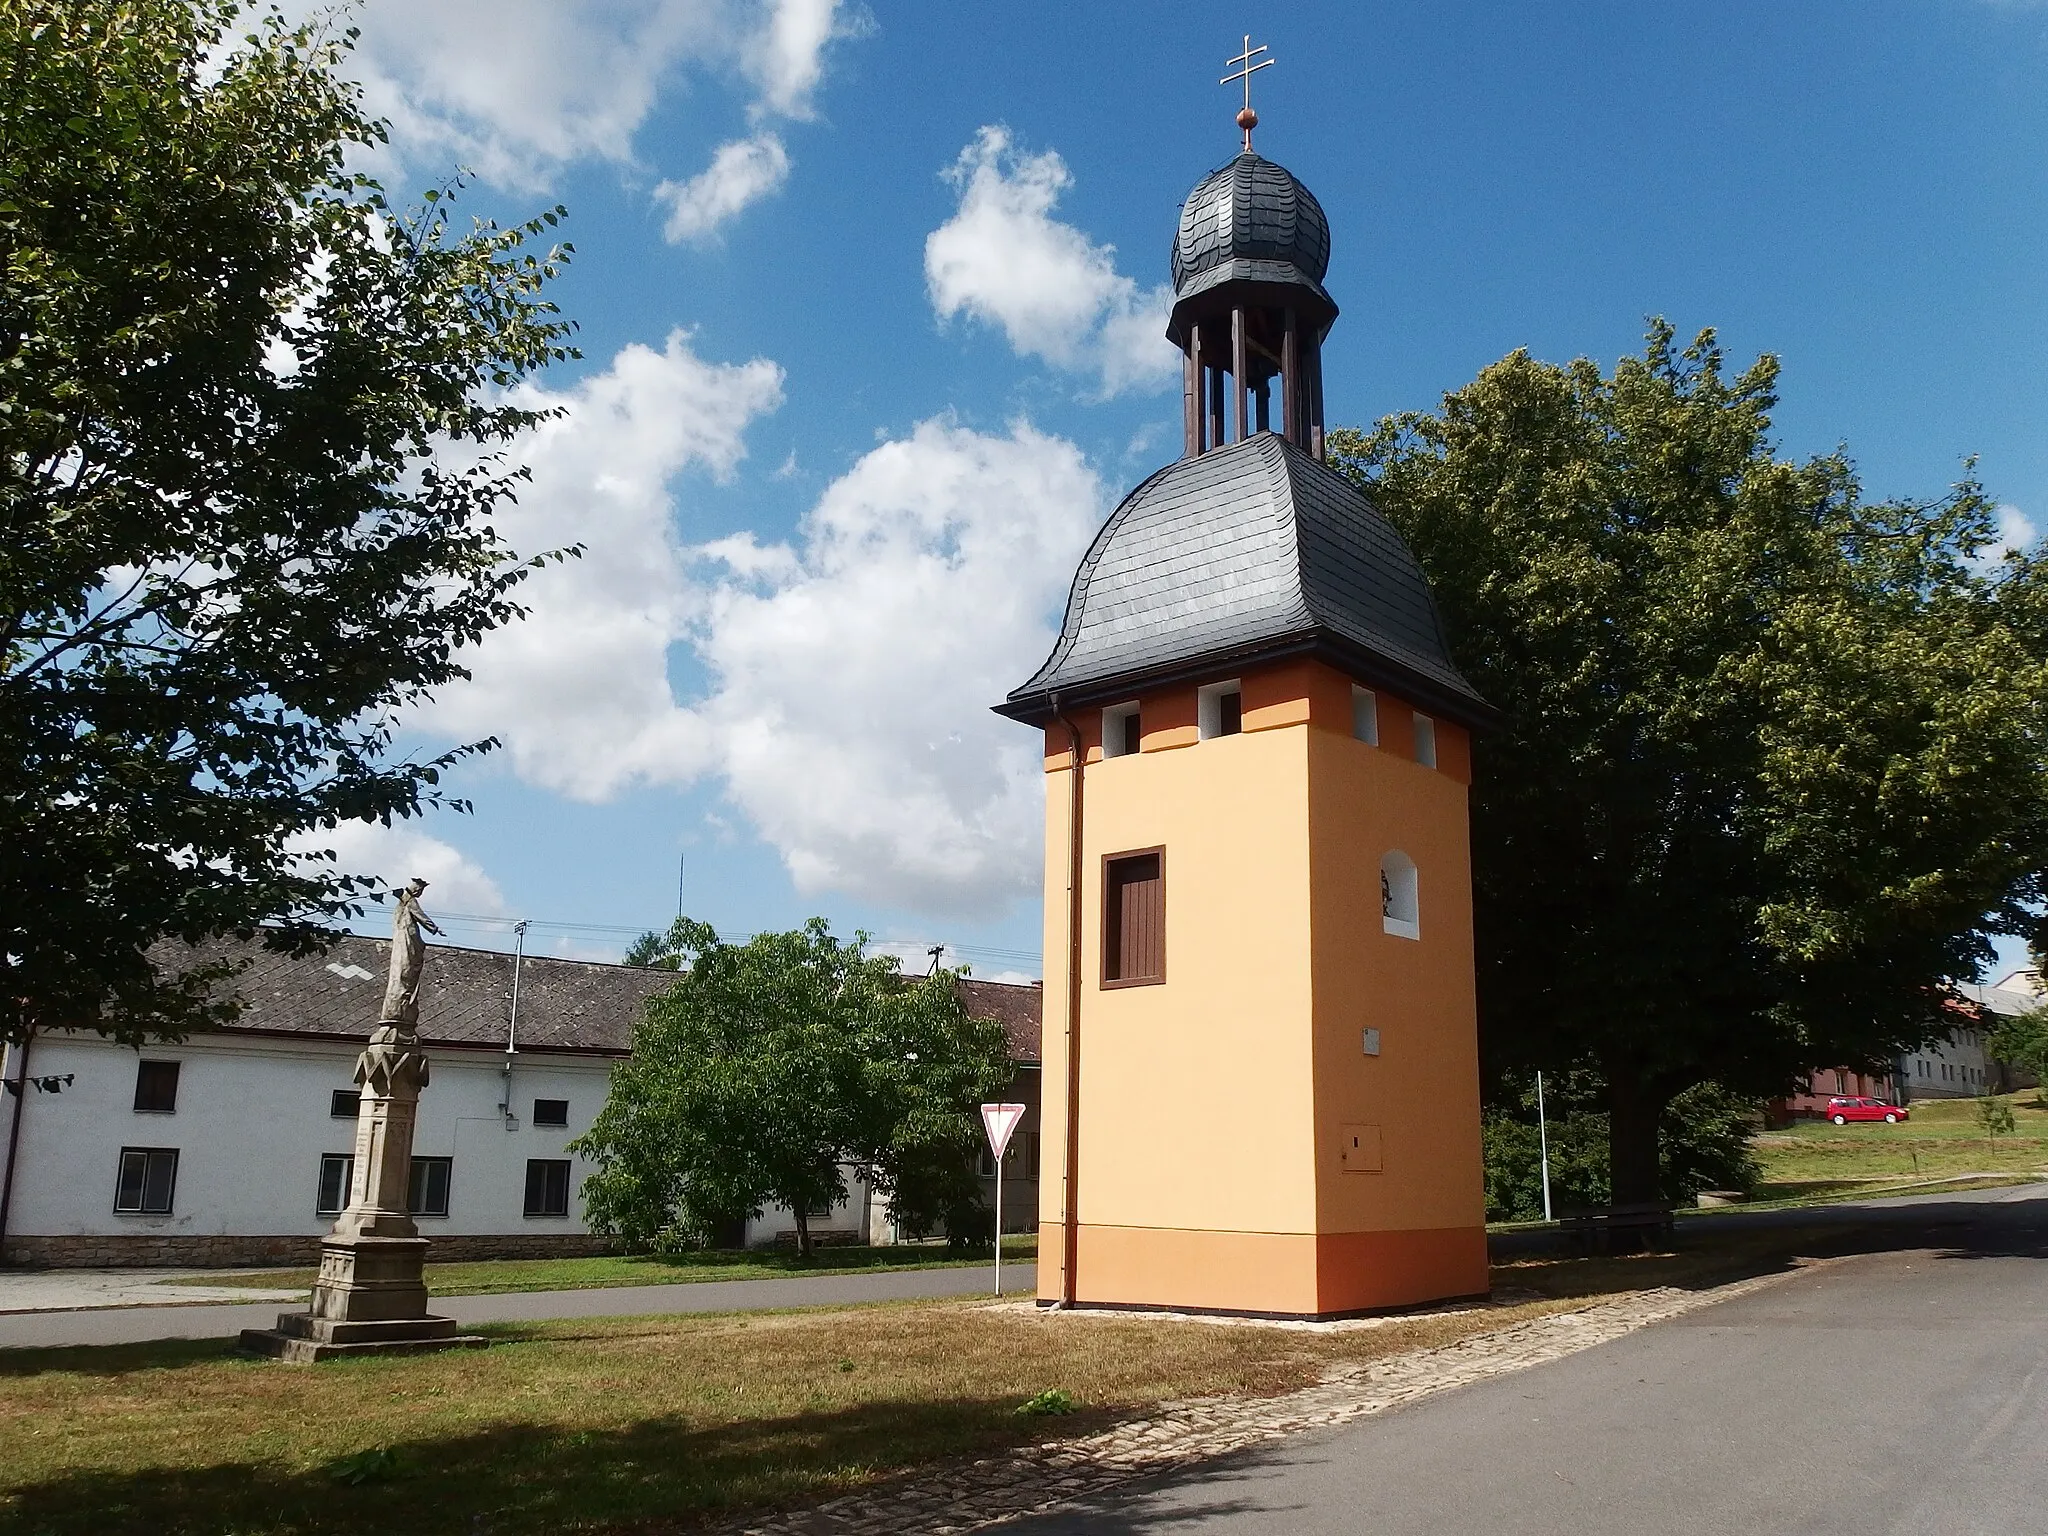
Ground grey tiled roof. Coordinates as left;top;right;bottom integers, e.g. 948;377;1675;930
959;978;1041;1065
1000;435;1490;727
1172;152;1331;301
153;933;670;1054
151;934;1045;1063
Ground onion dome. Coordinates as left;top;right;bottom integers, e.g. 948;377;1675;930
997;435;1492;729
1169;152;1334;327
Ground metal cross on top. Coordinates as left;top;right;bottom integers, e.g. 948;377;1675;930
1221;34;1275;152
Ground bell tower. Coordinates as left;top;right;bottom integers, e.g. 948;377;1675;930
995;54;1497;1320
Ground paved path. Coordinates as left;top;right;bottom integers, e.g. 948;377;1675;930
1002;1186;2048;1535
0;1267;303;1313
0;1261;1034;1350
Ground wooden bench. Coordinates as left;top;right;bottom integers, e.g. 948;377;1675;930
1557;1201;1675;1255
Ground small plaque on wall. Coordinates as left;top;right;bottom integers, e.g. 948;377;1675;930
1340;1123;1383;1173
1362;1027;1381;1057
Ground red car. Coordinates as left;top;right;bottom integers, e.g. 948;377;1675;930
1825;1096;1908;1126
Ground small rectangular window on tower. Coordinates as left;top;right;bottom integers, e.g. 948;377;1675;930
1352;687;1379;745
1102;702;1141;758
1198;680;1243;740
1103;848;1165;987
1412;712;1437;768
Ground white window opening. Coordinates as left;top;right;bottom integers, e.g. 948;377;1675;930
1102;702;1141;759
316;1153;355;1216
1198;680;1243;740
1352;686;1379;745
1413;713;1438;769
1381;851;1420;940
114;1147;178;1214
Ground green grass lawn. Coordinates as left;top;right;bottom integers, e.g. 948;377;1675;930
9;1233;1833;1536
182;1235;1039;1298
1750;1092;2048;1201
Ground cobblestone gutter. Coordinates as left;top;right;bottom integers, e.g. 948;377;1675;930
718;1269;1799;1536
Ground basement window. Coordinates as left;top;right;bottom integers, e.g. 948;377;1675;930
114;1147;178;1214
1103;848;1166;986
1352;687;1379;745
132;1060;179;1114
1198;680;1243;740
1381;851;1420;941
1102;702;1141;758
1413;713;1438;769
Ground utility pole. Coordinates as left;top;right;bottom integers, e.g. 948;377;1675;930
1536;1070;1554;1223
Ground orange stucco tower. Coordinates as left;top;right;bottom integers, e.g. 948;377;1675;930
995;141;1497;1319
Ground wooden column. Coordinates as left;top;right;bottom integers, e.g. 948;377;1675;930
1282;309;1299;447
1183;327;1201;457
1208;360;1226;448
1232;306;1249;443
1307;334;1325;460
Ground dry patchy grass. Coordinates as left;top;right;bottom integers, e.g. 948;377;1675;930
187;1237;1039;1299
0;1232;1839;1536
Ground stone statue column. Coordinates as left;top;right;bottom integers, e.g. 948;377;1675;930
242;880;483;1362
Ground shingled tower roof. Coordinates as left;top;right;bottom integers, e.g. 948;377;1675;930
1169;152;1334;338
997;434;1491;728
998;134;1490;731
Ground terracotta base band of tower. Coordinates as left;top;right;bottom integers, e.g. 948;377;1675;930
1035;1221;1489;1320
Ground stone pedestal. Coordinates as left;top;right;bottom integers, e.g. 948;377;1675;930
240;1021;487;1362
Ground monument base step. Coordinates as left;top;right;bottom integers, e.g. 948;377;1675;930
238;1311;489;1363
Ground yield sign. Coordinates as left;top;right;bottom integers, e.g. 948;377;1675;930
981;1102;1027;1161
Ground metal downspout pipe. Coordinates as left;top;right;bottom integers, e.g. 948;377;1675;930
1052;694;1086;1308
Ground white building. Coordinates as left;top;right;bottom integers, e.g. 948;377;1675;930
0;935;1042;1266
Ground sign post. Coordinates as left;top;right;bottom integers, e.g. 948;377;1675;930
980;1102;1027;1295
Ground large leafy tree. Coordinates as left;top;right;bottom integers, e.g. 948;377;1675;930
575;920;1012;1255
1331;323;2048;1201
0;1;578;1043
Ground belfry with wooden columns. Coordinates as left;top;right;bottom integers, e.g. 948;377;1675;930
995;42;1498;1320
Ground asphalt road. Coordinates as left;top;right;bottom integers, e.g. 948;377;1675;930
1011;1185;2048;1535
0;1260;1034;1350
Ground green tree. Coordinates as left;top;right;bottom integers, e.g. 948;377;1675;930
574;919;1012;1256
0;1;577;1045
1331;322;2048;1203
1987;1008;2048;1105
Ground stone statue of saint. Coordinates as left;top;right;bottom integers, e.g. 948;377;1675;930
378;878;443;1032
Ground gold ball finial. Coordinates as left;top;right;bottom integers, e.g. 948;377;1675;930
1237;107;1258;133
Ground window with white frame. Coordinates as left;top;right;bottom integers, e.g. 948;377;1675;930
114;1147;178;1214
1102;702;1141;758
1381;851;1420;940
1413;713;1438;768
1352;687;1379;745
1198;680;1243;740
524;1159;571;1218
408;1156;452;1217
317;1153;355;1216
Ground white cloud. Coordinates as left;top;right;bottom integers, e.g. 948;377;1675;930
297;819;509;919
682;418;1104;913
655;133;792;243
292;0;853;230
413;331;786;798
1970;503;2037;573
417;343;1102;916
925;126;1177;396
746;0;856;120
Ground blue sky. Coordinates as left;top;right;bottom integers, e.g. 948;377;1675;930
309;1;2048;982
